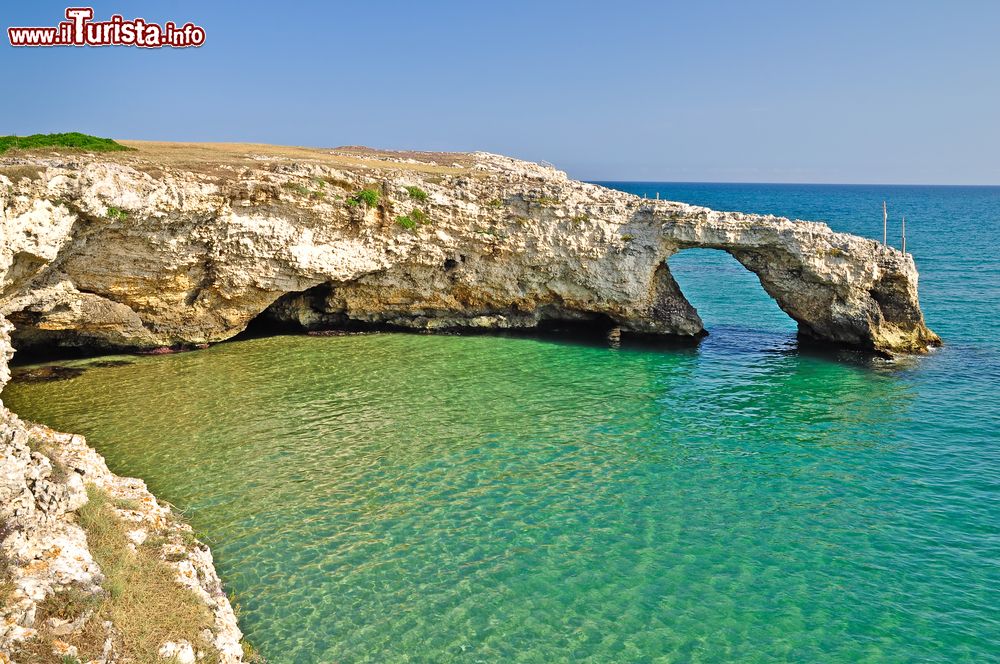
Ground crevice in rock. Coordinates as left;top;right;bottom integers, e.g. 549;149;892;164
185;255;217;307
233;281;645;347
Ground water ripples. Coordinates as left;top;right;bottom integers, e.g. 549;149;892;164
5;182;999;662
5;329;998;663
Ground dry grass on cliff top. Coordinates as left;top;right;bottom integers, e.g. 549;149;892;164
13;486;216;664
112;140;474;177
1;137;482;184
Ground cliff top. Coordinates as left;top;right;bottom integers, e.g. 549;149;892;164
0;138;567;181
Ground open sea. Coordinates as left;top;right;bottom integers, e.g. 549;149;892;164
4;182;999;662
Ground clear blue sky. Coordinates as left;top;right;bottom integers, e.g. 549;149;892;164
2;1;998;184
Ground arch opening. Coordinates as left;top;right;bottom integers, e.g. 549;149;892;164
666;248;797;345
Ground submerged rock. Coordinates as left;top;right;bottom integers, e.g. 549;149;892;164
88;359;134;368
305;329;380;337
10;365;84;383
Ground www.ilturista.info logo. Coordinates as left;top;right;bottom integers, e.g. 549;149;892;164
8;7;205;48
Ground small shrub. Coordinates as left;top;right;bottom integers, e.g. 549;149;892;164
40;586;100;620
486;198;504;208
405;185;428;201
396;208;429;231
827;247;847;258
571;214;589;223
621;233;635;242
105;206;127;220
347;188;380;207
177;528;199;549
535;196;560;207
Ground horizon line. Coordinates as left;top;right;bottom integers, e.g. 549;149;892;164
585;179;1000;188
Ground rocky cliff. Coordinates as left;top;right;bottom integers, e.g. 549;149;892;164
1;142;938;358
0;408;243;662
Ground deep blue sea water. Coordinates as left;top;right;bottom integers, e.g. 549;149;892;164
5;183;999;662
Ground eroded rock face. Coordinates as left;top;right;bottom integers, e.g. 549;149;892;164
0;411;244;661
0;146;938;360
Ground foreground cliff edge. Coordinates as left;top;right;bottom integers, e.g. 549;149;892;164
0;142;939;660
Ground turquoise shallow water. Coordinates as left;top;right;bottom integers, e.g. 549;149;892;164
4;183;999;662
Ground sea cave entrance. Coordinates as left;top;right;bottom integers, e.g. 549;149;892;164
666;248;797;346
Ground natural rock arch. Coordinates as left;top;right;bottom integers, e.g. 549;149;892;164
0;147;939;362
645;214;939;352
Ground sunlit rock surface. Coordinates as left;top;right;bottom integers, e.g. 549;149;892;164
0;144;938;357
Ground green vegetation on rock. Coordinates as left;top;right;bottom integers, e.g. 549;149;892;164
105;206;128;221
0;132;132;154
347;188;381;207
396;208;429;231
405;185;428;201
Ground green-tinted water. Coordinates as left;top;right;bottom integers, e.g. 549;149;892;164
5;182;999;662
5;328;996;662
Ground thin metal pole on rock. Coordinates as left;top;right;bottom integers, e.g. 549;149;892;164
902;215;907;255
